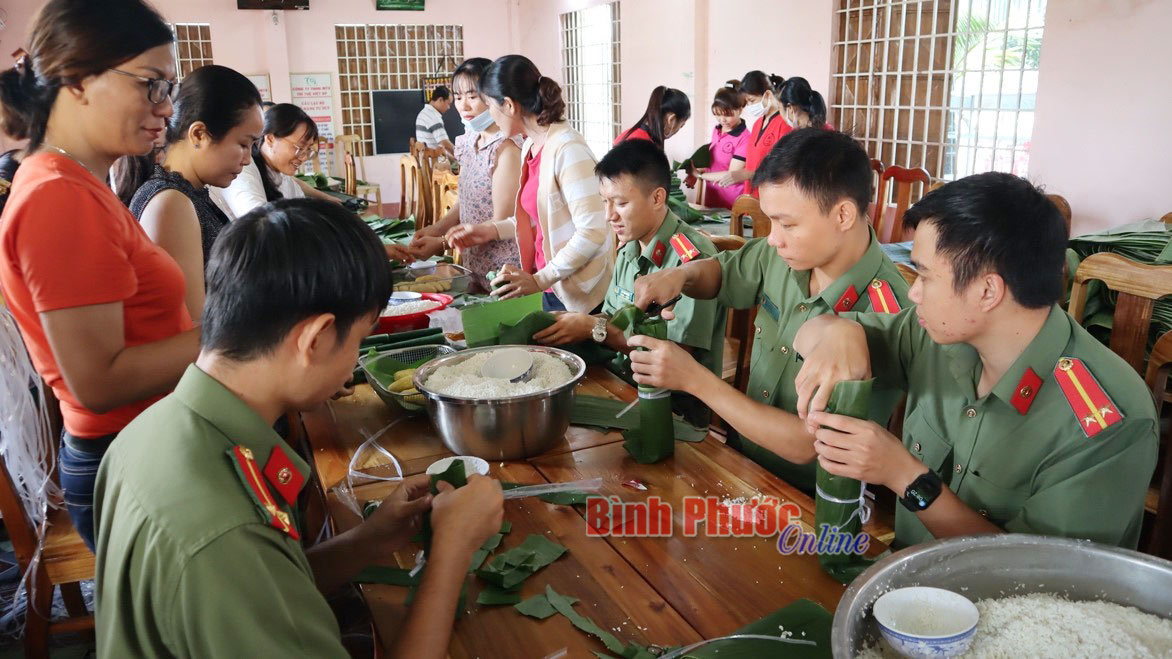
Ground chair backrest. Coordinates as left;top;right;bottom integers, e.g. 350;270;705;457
895;262;918;287
431;169;459;223
876;165;929;243
869;159;885;226
399;154;423;222
730;195;770;240
1160;212;1172;225
1069;252;1172;373
1143;330;1172;559
442;187;458;217
706;231;755;391
1046;193;1072;237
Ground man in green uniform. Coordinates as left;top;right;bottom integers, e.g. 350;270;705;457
628;128;910;492
94;199;505;657
794;172;1157;549
534;138;723;425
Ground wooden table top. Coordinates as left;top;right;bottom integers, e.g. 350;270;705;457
302;367;886;656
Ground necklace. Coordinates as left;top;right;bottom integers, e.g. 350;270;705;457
42;143;101;179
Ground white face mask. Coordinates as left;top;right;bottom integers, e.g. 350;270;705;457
461;109;495;133
743;100;766;120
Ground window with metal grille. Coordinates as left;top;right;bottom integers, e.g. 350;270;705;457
334;24;464;156
559;2;621;158
170;23;214;81
831;0;1045;182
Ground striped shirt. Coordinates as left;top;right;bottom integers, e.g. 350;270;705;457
414;103;449;149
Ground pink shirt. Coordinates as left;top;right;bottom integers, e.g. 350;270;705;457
705;121;750;209
521;148;546;272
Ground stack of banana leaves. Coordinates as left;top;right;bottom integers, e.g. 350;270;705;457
365;216;416;244
1066;219;1172;350
669;143;727;226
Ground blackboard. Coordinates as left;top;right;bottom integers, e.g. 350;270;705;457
372;90;465;155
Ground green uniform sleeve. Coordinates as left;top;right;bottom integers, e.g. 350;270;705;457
715;239;770;310
665;294;720;350
846;307;932;394
169;525;348;658
1004;416;1157;548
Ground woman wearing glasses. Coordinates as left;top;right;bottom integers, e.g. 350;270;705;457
129;65;264;319
213;103;340;219
0;0;198;551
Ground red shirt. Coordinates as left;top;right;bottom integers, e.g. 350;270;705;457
520;148;546;273
615;127;654;145
0;153;193;437
743;113;792;196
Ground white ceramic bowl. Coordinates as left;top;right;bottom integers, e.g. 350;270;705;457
872;586;979;658
425;455;489;478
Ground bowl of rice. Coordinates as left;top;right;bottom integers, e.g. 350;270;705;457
377;292;453;333
871;587;978;658
835;534;1172;658
412;345;586;460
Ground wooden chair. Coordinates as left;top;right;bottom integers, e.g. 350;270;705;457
1143;331;1172;559
730;194;769;240
726;196;772;391
869;159;885;227
895;262;918;287
398;154;425;223
410;142;446;228
334;135;382;213
1068;252;1172;374
0;384;95;658
431;169;459;224
1047;193;1072;237
1160;212;1172;225
875;166;930;244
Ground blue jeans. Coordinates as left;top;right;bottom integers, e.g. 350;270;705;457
59;432;115;553
542;292;567;312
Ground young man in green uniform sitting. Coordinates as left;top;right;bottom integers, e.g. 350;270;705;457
628;128;910;492
793;173;1157;549
94;199;505;657
533;138;724;425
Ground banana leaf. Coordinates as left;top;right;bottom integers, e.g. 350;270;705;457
544;585;628;655
461;294;544;347
571;395;707;442
489;310;619;365
502;481;592;505
351;565;420;586
477;584;523;606
475;533;567;589
815;379;875;584
679;598;833;658
611;305;674;463
515;591;579;620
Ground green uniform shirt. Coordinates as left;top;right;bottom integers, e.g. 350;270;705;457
603;209;725;378
855;305;1158;549
94;365;347;658
715;231;911;491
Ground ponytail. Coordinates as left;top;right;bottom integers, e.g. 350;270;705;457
712;81;746;115
622;86;691;147
481;55;566;127
779;77;827;128
0;57;55;149
740;70;785;97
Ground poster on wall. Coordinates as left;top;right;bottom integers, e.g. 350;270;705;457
246;74;272;103
289;73;335;175
376;0;424;9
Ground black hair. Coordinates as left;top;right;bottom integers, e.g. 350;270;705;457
481;55;566;127
431;85;451;102
712;80;745;115
201;197;393;360
0;149;21;216
595;139;671;195
904;172;1066;308
451;57;492;94
0;0;173;152
751;127;871;216
620;86;691;147
778;77;827;127
739;70;785;97
261;101;276;109
111;152;157;207
253;103;318;202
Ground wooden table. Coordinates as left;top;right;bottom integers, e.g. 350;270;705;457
303;367;885;657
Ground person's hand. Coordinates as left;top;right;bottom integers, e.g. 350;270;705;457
431;475;505;555
357;474;434;559
702;171;737;187
627;335;708;394
633;268;688;316
447;223;498;249
809;412;927;493
684;174;698;189
491;264;541;299
407;234;446;260
793;318;871;430
384;243;415;263
533;312;597;345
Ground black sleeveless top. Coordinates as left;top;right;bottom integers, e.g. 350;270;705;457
129;165;230;267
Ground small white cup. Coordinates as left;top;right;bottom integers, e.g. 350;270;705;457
426;455;490;478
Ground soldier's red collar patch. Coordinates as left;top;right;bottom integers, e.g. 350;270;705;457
1053;357;1123;437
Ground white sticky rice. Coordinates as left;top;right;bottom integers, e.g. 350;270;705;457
422;350;573;398
382;300;441;316
858;592;1172;658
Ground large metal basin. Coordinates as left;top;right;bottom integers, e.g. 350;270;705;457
413;345;586;460
832;534;1172;657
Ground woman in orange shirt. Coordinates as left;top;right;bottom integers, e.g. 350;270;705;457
710;70;789;197
0;0;198;550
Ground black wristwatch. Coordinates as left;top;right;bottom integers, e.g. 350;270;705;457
899;469;943;512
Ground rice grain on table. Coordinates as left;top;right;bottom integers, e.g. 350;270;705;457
857;593;1172;658
422;351;573;398
382;300;441;316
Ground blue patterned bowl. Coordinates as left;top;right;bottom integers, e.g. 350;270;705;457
872;586;978;658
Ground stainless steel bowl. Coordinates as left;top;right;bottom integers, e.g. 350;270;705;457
832;534;1172;657
413;345;587;460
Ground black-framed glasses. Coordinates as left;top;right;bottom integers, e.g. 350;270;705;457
108;68;178;104
279;136;320;159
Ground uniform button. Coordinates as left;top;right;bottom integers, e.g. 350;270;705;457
762;390;769;398
954;463;963;473
978;509;989;518
780;346;789;354
755;327;762;335
1019;385;1033;398
798;304;808;312
964;407;977;418
913;442;922;452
